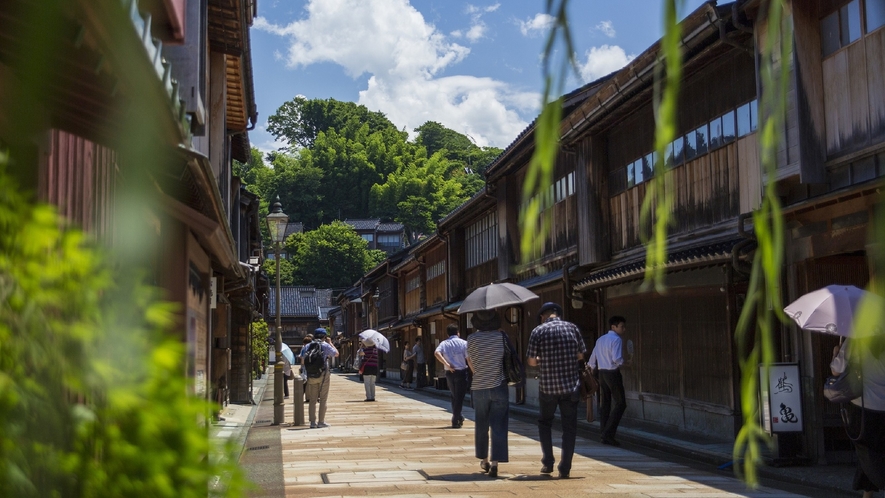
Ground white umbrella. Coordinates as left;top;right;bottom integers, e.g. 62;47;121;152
358;329;390;352
784;285;885;338
457;282;539;314
280;342;296;364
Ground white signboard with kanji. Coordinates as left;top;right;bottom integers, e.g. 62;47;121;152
759;363;803;433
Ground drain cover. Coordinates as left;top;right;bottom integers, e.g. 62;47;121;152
322;470;428;484
246;445;269;451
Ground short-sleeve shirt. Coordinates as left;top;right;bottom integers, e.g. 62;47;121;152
413;342;425;363
466;330;505;390
435;336;468;370
588;331;623;370
527;317;586;395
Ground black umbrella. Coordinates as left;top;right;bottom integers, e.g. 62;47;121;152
457;282;539;314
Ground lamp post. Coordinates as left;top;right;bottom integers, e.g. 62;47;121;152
267;196;288;425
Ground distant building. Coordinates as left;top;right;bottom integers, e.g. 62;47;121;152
266;286;337;346
344;219;406;254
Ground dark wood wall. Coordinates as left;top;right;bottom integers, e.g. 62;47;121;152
425;244;447;306
605;51;759;253
404;268;421;315
606;277;732;408
822;25;885;156
41;129;117;239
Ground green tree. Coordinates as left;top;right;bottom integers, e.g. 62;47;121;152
370;151;467;243
262;152;325;229
267;97;403;150
284;221;385;288
414;121;502;175
233;146;268;187
262;255;294;286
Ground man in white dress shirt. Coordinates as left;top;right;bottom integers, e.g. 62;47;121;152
588;316;630;446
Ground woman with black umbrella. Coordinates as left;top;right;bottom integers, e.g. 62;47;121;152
466;309;509;478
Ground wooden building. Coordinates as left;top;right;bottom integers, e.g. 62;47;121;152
775;0;884;463
339;0;883;467
0;0;265;407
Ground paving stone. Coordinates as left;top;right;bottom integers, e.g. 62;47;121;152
256;373;804;497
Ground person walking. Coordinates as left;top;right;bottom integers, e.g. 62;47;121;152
299;335;313;403
359;339;380;402
303;328;339;428
413;337;427;388
589;316;630;446
466;309;509;478
526;302;586;479
435;323;469;428
830;338;885;497
400;345;415;389
282;353;292;399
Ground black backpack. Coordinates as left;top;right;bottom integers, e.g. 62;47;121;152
303;341;325;378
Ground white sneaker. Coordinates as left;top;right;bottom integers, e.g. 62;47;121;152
317;422;330;428
310;422;317;429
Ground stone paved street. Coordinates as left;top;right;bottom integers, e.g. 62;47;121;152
245;373;805;497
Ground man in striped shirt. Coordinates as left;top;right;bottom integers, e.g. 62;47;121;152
527;302;585;479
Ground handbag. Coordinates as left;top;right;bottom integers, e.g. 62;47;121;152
401;361;409;370
823;368;862;404
501;331;524;385
824;339;863;404
579;362;599;399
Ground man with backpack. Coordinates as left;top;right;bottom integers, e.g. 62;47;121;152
302;328;339;428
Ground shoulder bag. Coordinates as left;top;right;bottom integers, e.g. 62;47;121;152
579;361;599;399
824;339;865;441
500;331;524;385
824;339;863;404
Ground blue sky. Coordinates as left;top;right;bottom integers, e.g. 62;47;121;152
249;0;707;152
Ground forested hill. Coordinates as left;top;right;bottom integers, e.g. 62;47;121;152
235;97;503;245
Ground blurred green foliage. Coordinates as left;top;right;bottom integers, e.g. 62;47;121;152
733;0;791;485
0;155;247;497
251;320;270;379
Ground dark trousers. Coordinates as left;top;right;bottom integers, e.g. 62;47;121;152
446;369;469;424
417;363;427;388
598;369;626;442
283;373;290;397
538;389;580;473
848;404;885;491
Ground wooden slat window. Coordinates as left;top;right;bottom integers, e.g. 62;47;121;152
465;211;497;269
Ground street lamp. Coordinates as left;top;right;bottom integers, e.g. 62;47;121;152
267;196;288;425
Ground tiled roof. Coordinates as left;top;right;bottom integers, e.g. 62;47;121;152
377;222;404;232
268;286;319;317
573;239;742;291
284;222;303;239
318;306;336;320
314;288;334;307
344;219;380;231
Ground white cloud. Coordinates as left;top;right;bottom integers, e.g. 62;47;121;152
253;126;291;156
595;20;616;38
254;0;533;147
461;3;499;44
465;22;486;42
518;13;554;37
578;45;635;82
